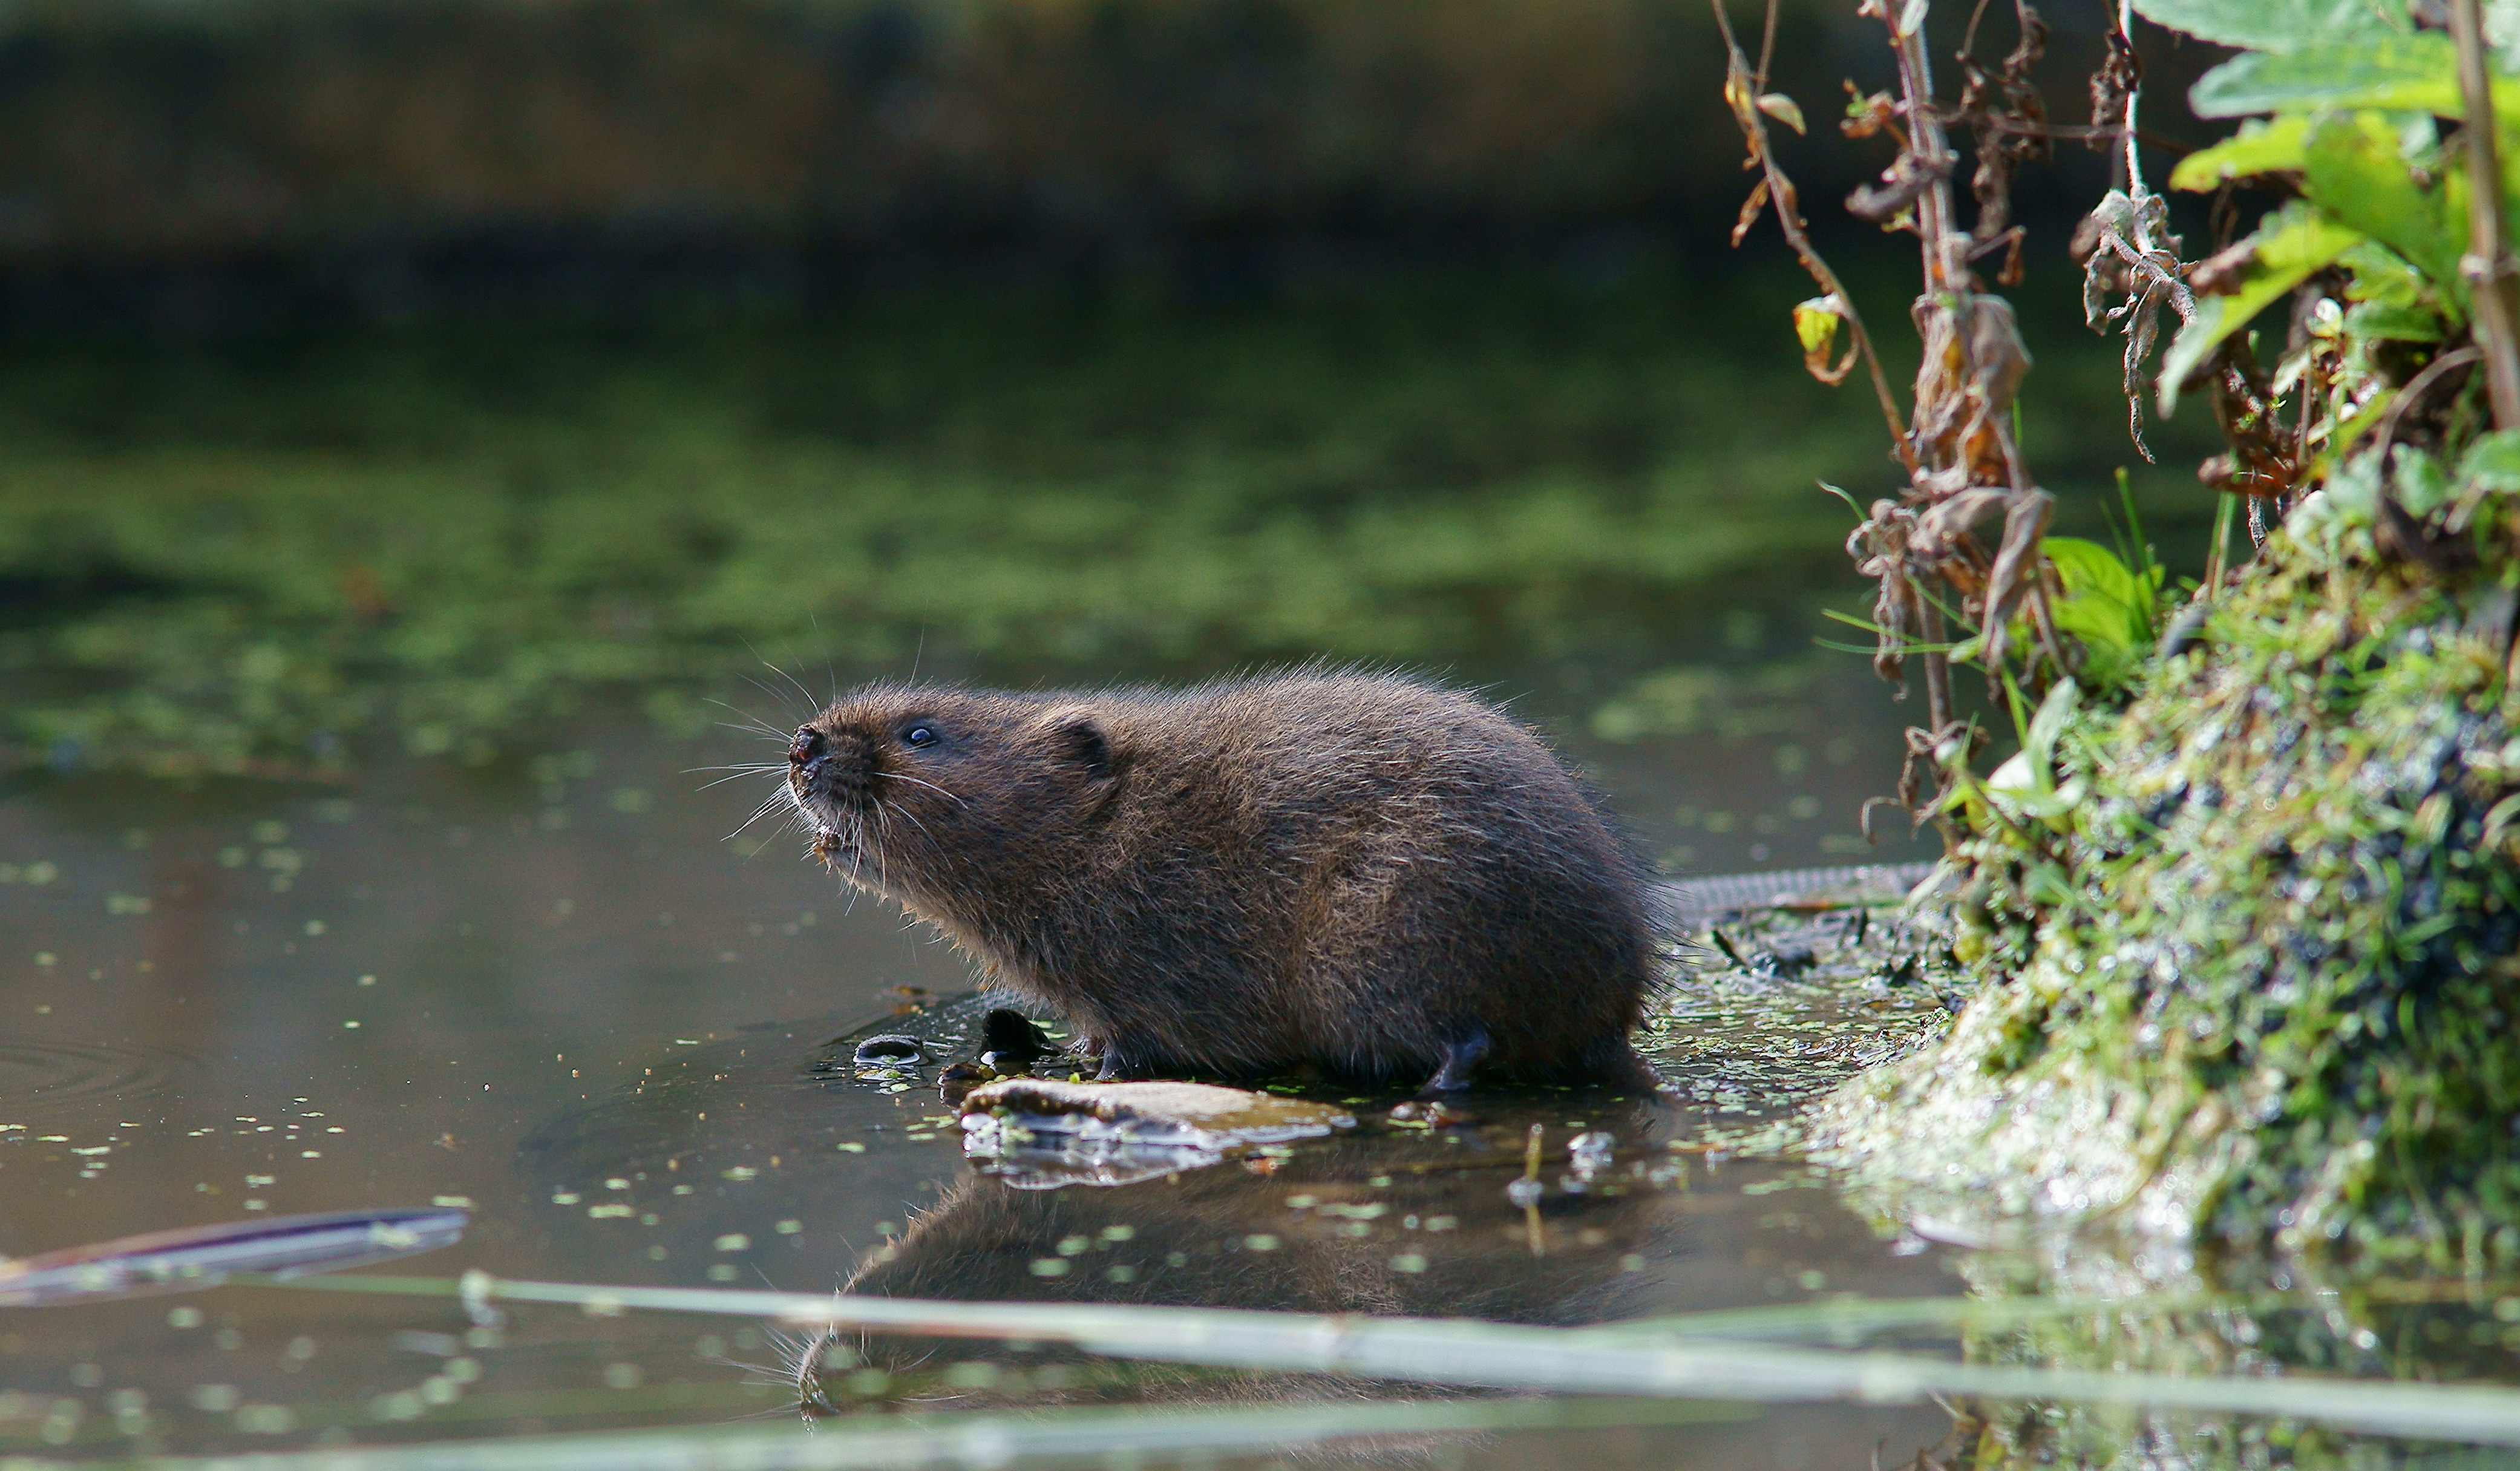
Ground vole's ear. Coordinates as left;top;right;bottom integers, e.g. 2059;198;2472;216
1039;707;1114;781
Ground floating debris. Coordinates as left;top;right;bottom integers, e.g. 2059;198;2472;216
0;1207;467;1307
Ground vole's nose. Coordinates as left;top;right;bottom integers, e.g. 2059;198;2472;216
790;729;866;803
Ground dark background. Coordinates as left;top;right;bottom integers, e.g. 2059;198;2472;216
0;0;2228;335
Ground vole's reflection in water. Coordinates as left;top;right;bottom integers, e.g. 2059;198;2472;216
517;1001;1707;1438
787;1098;1678;1420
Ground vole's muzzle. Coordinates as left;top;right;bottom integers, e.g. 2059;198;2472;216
789;728;875;817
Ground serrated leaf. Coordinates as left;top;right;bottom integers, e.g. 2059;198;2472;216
2170;116;2312;190
1755;93;1807;135
2134;0;2410;51
2303;111;2463;293
2158;203;2365;415
2190;35;2487;119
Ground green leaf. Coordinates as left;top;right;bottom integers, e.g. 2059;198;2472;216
1986;678;2087;828
2319;443;2388;523
2044;536;2162;683
2343;298;2448;341
2341;237;2434;309
2159;205;2365;414
2025;676;2083;772
2169;116;2312;190
2395;447;2455;515
1793;295;1843;355
2456;427;2520;494
2190;34;2482;119
2302;111;2466;299
2133;0;2409;54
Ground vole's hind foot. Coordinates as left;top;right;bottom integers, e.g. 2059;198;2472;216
1579;1033;1663;1093
1091;1042;1151;1082
1410;1027;1491;1101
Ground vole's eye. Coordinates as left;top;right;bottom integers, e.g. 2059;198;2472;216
901;724;940;749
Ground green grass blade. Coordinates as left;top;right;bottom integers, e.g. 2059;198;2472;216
0;1396;1750;1471
241;1274;2520;1446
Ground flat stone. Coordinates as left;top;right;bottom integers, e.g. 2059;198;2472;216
958;1079;1355;1189
960;1078;1352;1141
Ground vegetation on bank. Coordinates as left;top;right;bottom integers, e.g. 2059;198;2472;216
1746;0;2520;1268
1822;541;2520;1266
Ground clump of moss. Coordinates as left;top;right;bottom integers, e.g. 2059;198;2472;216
1813;532;2520;1273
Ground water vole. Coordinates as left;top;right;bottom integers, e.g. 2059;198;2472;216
784;671;1658;1095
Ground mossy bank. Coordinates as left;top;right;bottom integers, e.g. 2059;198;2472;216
1811;528;2520;1274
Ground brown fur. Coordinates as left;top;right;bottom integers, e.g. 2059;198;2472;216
783;670;1658;1089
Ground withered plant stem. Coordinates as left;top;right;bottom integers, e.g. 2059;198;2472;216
1714;0;1920;476
2451;0;2520;430
1916;591;1954;735
2116;0;2147;195
1887;16;1963;295
1880;0;1972;732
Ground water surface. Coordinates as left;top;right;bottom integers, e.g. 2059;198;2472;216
0;665;1975;1464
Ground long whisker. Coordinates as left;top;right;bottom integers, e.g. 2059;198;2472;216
705;698;798;744
724;793;791;843
742;641;825;720
886;804;937;844
693;765;791;792
873;771;967;807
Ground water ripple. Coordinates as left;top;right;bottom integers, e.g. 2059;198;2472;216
0;1038;195;1119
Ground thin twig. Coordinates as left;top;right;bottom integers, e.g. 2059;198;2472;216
1717;0;1922;476
1916;586;1954;733
2117;0;2146;196
1755;0;1779;92
1886;6;1964;292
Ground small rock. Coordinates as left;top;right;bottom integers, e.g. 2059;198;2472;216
851;1035;926;1067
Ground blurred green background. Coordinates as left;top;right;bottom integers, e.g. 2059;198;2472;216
0;0;2225;782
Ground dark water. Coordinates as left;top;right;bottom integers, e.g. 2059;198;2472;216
0;659;1982;1464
